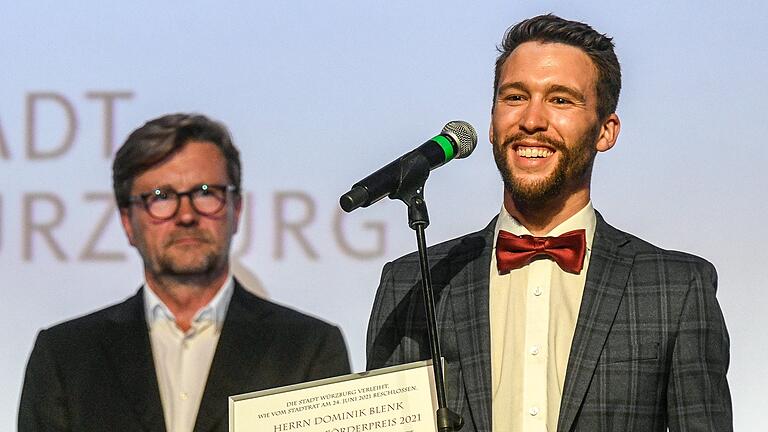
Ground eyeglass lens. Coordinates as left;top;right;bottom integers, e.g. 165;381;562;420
145;185;227;219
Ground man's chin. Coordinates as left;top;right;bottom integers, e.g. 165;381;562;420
166;265;214;276
505;177;562;206
157;255;220;277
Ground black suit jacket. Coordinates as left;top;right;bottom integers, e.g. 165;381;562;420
367;213;732;431
19;281;351;432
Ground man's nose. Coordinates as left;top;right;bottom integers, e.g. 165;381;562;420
518;99;548;134
175;194;199;225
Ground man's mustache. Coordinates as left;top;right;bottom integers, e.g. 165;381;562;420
164;230;213;246
502;132;566;151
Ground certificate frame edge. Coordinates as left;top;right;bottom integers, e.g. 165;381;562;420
228;359;433;432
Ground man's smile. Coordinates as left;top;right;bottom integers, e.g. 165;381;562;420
515;145;554;158
509;141;558;170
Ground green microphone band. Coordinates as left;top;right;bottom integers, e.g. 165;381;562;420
432;135;455;161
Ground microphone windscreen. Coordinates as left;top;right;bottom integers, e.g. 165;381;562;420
442;120;477;159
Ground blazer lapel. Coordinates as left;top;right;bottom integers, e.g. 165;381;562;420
557;214;634;432
102;288;166;432
193;281;277;432
447;219;495;432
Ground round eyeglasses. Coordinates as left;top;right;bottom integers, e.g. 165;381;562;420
128;184;238;220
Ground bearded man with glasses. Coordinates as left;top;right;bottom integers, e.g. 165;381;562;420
19;113;351;432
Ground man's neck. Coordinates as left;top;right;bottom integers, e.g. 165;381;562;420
145;270;229;332
503;188;591;236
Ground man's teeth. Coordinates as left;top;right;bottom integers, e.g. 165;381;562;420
516;147;553;158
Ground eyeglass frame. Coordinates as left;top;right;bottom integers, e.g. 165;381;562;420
127;183;239;220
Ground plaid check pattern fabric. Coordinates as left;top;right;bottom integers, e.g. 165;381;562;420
366;213;732;432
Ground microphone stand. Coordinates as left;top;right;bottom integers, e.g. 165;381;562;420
390;151;464;432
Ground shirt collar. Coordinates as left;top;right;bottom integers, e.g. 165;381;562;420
143;275;234;331
494;201;597;252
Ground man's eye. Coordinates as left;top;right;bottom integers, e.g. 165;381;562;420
500;94;525;103
551;97;571;104
152;190;171;200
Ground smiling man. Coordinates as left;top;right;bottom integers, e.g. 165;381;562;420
367;14;732;431
19;113;350;432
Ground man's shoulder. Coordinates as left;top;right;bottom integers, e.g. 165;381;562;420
598;215;716;275
387;218;496;269
231;283;341;332
32;291;142;350
46;292;139;329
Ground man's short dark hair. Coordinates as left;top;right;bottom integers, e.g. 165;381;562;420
112;113;241;208
493;14;621;120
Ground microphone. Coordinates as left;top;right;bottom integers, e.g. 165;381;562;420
340;120;477;212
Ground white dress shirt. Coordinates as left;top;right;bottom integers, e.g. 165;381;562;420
490;203;596;431
143;277;234;432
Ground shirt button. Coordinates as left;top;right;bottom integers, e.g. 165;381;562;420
182;340;190;349
180;392;189;400
529;406;539;416
530;345;540;355
533;287;543;296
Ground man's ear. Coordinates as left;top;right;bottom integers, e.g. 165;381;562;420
488;118;495;148
596;113;621;153
230;194;243;234
119;208;137;246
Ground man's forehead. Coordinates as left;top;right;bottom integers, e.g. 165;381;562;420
499;41;598;93
505;41;595;70
131;141;229;191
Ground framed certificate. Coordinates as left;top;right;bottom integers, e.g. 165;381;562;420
229;360;438;432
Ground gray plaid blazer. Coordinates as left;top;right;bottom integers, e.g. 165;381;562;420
366;213;731;431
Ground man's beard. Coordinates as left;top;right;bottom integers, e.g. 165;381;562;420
151;229;227;277
492;125;600;207
156;249;221;276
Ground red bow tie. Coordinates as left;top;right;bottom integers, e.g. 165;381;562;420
496;229;586;274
